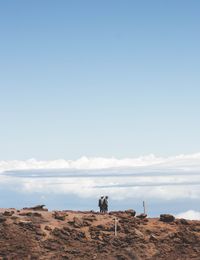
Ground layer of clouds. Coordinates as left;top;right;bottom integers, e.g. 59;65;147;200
2;173;200;201
1;153;200;203
1;153;200;173
176;210;200;220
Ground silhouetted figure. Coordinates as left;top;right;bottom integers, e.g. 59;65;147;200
102;196;108;213
98;196;104;213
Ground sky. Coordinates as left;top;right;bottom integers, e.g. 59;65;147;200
0;0;200;160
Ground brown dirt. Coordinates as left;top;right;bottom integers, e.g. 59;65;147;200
0;208;200;259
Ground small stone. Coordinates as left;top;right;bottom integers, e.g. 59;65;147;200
149;234;158;242
45;225;52;231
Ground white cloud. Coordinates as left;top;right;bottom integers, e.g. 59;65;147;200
176;210;200;220
0;153;200;173
0;153;200;202
6;173;200;201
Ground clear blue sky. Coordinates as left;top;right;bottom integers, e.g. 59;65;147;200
0;0;200;160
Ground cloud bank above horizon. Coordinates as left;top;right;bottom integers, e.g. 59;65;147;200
0;153;200;173
0;153;200;216
176;210;200;220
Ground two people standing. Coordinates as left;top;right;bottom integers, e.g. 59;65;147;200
98;196;108;213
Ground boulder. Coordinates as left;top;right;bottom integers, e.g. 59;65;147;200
73;217;84;228
23;205;48;211
54;211;67;221
179;218;189;225
125;209;136;217
136;213;147;219
160;214;175;223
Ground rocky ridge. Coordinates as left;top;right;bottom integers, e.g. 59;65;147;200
0;207;199;260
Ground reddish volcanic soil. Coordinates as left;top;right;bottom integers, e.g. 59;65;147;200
0;207;200;259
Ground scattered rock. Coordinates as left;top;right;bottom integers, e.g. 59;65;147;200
20;212;43;218
54;211;67;221
109;211;124;215
66;249;81;255
0;208;199;259
116;254;127;260
0;215;7;223
73;217;83;228
83;220;92;226
83;215;97;222
160;214;175;223
45;225;52;231
18;221;36;230
11;216;19;221
125;247;141;260
180;218;190;225
149;234;158;242
125;209;136;216
3;210;14;216
36;229;46;236
133;228;144;239
142;218;149;224
23;205;48;211
136;213;147;219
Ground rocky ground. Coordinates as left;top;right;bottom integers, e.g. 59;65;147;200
0;206;200;260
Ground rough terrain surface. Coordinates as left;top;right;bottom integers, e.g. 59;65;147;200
0;207;200;260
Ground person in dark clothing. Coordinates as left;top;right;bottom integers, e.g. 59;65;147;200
102;196;108;213
98;196;104;213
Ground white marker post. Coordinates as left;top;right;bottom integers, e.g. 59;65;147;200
114;217;118;236
143;201;146;215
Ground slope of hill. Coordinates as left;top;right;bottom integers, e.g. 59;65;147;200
0;207;200;260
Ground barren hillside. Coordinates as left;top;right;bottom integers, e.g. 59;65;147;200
0;207;199;260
